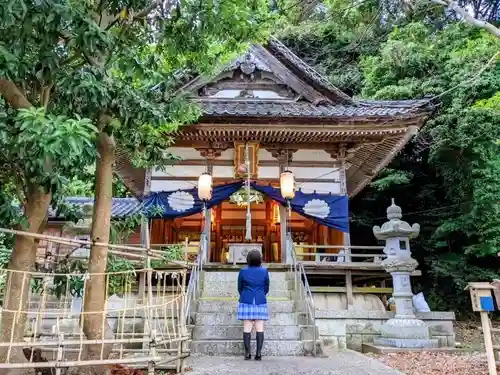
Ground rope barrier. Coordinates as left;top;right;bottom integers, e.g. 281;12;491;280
0;228;191;372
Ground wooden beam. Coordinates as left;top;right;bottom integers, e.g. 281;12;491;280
310;286;393;294
183;121;418;133
151;176;340;183
172;138;404;150
164;159;340;168
251;45;329;105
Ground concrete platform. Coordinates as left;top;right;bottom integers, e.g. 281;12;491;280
186;350;404;375
362;343;464;354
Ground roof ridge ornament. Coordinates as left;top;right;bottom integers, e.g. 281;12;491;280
239;52;257;76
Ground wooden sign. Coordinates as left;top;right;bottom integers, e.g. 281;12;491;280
234;141;259;178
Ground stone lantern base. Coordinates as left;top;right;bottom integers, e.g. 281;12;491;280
374;318;439;348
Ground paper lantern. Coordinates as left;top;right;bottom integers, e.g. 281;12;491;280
198;173;213;201
280;170;295;200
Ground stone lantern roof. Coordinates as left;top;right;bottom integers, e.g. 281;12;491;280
373;199;420;240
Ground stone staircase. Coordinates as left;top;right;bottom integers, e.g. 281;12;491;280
190;269;319;356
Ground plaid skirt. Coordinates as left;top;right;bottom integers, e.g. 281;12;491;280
237;303;269;321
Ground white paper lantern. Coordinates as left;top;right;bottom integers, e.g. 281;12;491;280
198;173;213;201
280;170;295;200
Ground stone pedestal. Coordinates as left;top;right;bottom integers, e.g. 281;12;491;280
373;200;437;349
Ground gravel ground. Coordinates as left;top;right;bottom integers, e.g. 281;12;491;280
369;352;493;375
185;351;404;375
367;321;500;375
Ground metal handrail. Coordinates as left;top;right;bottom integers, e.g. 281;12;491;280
183;238;205;328
299;262;317;357
290;239;317;356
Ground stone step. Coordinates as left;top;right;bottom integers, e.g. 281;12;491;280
197;299;295;313
195;312;305;326
201;279;295;294
202;271;289;285
200;289;291;299
190;339;305;356
192;325;302;341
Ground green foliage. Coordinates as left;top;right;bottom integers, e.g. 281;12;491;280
370;169;414;191
359;24;500;314
0;106;98;193
151;244;184;268
283;0;500;314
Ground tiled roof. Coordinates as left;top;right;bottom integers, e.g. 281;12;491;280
49;197;141;220
196;99;431;118
266;38;353;104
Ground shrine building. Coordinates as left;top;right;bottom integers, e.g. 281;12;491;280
115;38;432;265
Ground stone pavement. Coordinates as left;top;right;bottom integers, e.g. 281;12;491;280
186;350;405;375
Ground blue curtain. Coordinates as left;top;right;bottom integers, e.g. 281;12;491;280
142;181;243;219
251;183;349;233
142;181;349;233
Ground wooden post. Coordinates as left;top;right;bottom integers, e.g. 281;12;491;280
205;209;212;260
215;204;222;262
345;270;354;310
481;311;498;375
279;163;287;263
55;333;64;375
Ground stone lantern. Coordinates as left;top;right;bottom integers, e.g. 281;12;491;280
63;203;93;258
372;199;437;348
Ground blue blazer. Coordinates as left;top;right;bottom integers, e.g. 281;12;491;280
238;266;270;305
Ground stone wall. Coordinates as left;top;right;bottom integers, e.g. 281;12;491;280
315;309;456;350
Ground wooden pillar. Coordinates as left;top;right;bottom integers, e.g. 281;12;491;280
268;148;296;264
340;158;353;309
215;204;222;262
339;158;351;257
265;199;272;262
279;163;287;263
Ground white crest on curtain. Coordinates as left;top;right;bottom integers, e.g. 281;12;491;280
303;199;330;219
168;191;195;212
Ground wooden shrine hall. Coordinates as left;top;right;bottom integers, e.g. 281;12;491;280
116;38;432;265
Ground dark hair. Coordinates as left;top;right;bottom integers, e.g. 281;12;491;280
247;250;262;267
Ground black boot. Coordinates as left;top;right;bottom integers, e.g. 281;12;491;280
243;332;251;360
255;332;264;360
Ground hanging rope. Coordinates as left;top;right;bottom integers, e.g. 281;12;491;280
245;142;252;241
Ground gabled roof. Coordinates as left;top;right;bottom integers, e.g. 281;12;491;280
116;38;434;198
176;38;432;122
196;99;430;119
265;37;353;104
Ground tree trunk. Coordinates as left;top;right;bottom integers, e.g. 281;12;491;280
81;130;116;375
0;184;51;375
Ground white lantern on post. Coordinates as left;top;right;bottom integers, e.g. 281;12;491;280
198;172;212;265
280;170;295;200
198;172;213;201
280;170;295;265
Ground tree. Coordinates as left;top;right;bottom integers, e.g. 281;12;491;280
48;1;271;374
0;1;271;373
0;2;101;367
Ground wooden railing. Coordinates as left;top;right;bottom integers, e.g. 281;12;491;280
124;239;200;265
294;244;386;264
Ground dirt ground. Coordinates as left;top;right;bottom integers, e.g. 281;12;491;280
369;320;500;375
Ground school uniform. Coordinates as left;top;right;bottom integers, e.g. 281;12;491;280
237;266;270;321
